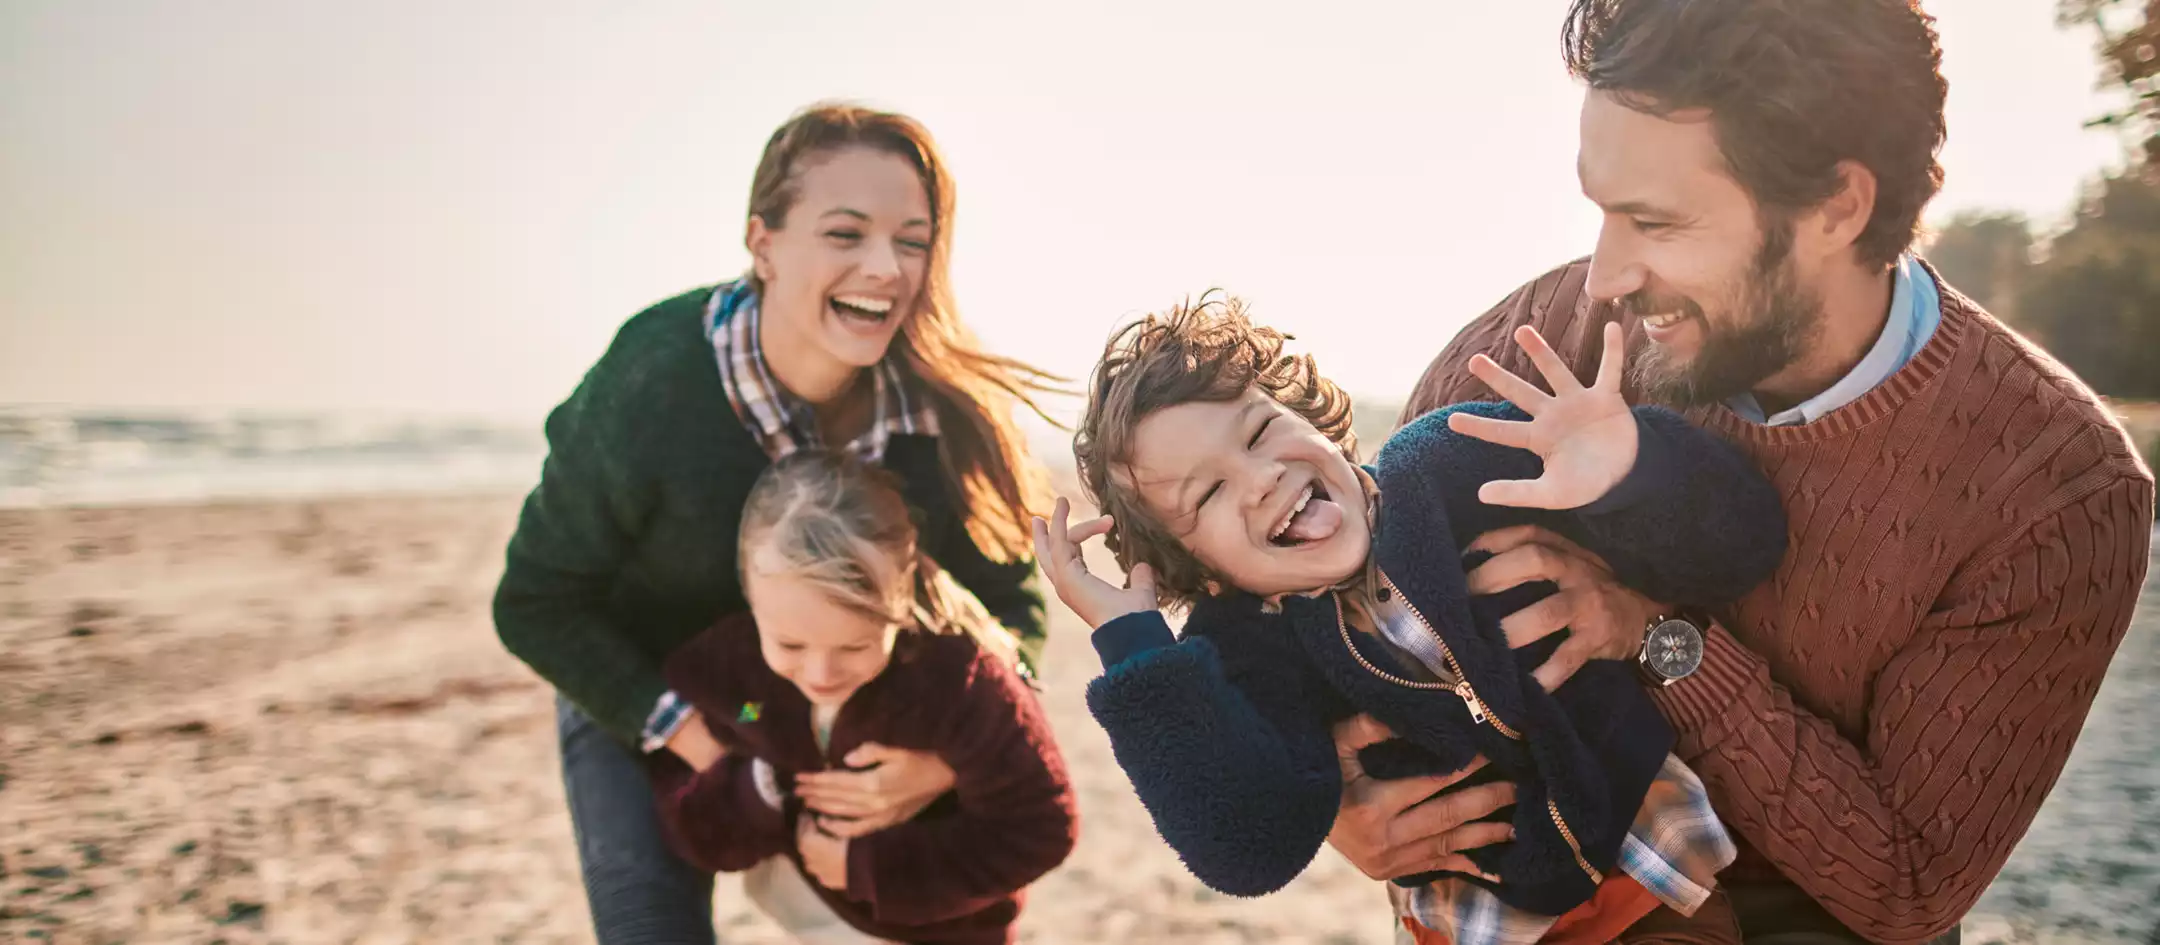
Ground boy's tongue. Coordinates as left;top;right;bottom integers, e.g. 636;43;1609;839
1281;497;1344;544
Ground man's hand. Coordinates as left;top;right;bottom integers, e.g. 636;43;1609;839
794;743;955;839
797;815;850;890
1324;714;1515;882
1032;497;1157;629
1465;525;1666;691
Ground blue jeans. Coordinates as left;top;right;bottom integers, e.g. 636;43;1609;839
558;695;719;945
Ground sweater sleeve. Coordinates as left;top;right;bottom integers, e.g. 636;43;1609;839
845;656;1078;925
1394;401;1787;608
492;331;671;746
1081;611;1345;897
1569;405;1790;606
651;753;794;874
1648;476;2153;943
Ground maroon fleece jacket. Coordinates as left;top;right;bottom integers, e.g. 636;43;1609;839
647;614;1079;945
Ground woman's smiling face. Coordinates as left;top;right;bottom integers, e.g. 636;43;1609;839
746;146;934;372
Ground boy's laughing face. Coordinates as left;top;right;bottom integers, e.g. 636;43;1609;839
1123;386;1371;599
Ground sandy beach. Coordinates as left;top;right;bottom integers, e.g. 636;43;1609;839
1;494;2155;944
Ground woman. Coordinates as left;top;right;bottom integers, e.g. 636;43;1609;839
493;102;1058;944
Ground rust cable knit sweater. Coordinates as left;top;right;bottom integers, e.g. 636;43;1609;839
1402;259;2154;944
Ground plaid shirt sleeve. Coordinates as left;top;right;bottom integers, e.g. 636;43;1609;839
1393;754;1737;945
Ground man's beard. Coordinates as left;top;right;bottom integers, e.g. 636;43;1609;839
1626;223;1824;408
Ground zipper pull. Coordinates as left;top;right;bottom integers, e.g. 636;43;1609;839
1455;682;1488;725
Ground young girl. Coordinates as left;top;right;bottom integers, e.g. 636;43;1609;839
647;451;1078;945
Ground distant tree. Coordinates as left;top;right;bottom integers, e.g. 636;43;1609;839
2007;174;2160;399
2059;0;2160;168
1924;211;2034;319
1917;5;2160;400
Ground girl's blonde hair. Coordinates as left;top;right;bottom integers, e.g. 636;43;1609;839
744;100;1064;564
738;450;1020;666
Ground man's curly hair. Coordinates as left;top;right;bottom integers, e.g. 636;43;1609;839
1072;291;1359;610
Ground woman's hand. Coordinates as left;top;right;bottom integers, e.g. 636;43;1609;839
1447;322;1639;510
666;710;727;773
793;742;956;839
796;815;850;891
1032;497;1157;629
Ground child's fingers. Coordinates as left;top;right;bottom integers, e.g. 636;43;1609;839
1033;508;1090;580
1067;514;1115;544
1446;411;1538;451
1467;354;1553;415
1594;320;1627;392
1476;477;1569;510
1125;561;1154;595
1032;517;1085;592
1513;325;1582;394
1031;516;1057;568
1051;497;1072;544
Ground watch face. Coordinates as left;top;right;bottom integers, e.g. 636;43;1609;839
1644;619;1705;680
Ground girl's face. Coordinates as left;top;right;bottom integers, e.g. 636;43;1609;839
744;546;902;709
746;146;934;376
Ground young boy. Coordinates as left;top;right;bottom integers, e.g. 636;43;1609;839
1033;295;1786;944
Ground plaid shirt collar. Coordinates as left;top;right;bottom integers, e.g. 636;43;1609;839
706;281;939;464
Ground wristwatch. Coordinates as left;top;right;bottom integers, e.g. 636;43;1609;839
1637;615;1705;686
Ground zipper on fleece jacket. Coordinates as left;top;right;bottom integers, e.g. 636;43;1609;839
1337;573;1604;886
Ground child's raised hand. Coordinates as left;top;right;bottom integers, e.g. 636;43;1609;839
1447;322;1639;510
1031;497;1157;629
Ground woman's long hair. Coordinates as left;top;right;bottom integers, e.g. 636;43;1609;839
744;101;1061;563
738;450;1020;667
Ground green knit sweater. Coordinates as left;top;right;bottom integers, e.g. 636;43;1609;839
492;285;1046;746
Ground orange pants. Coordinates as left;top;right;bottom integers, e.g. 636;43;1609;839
1400;877;1741;945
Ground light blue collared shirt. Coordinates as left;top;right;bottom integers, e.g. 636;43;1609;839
1727;254;1942;426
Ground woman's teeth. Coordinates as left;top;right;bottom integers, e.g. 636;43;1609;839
831;294;894;320
1270;485;1315;541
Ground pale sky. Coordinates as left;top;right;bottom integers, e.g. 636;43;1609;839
0;1;2129;427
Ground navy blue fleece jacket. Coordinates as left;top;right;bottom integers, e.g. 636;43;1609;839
1084;402;1787;916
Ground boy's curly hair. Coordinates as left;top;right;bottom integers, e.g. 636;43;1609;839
1072;291;1359;610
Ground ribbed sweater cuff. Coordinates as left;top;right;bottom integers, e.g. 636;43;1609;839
1648;621;1764;744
